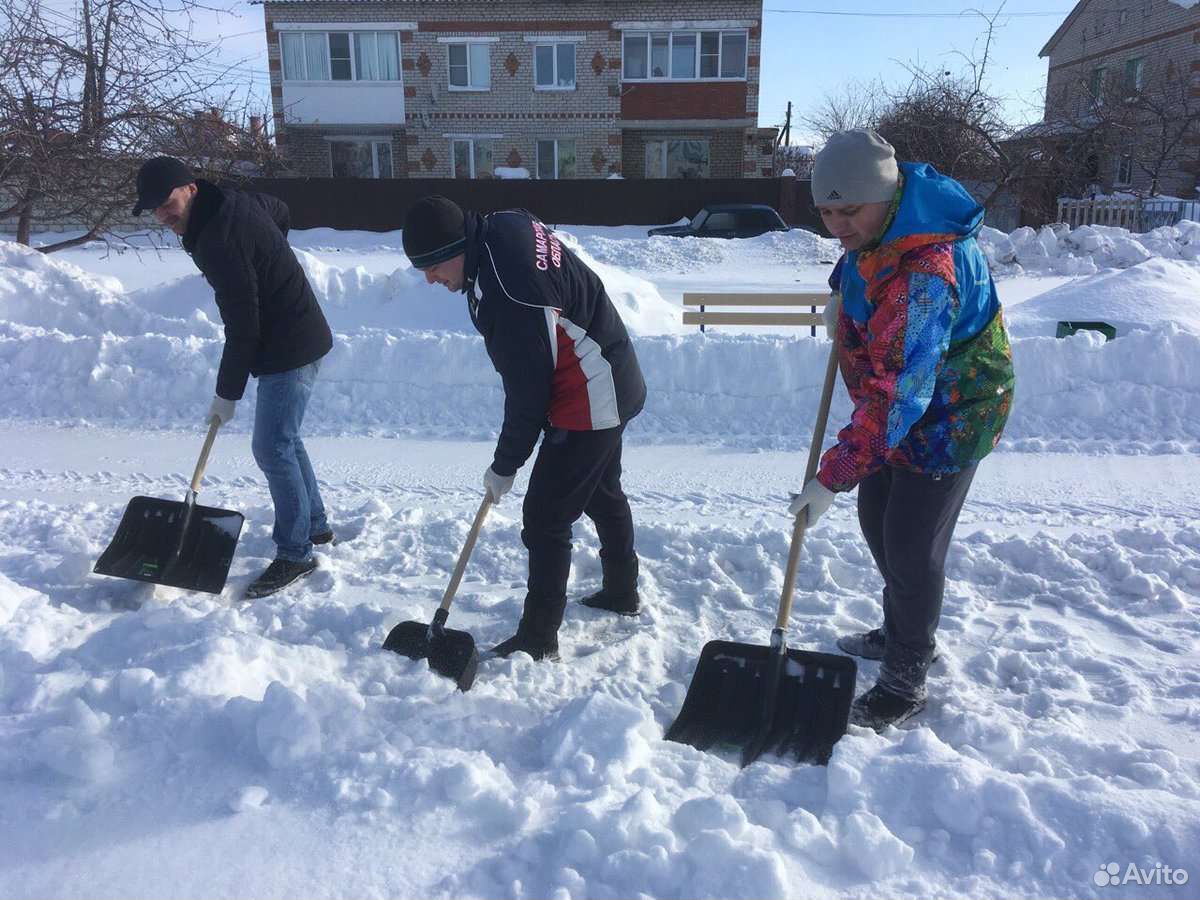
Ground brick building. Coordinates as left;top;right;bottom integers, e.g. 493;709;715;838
259;0;773;179
1038;0;1200;196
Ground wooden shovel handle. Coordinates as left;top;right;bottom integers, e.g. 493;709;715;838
189;418;222;495
775;337;840;631
439;495;493;613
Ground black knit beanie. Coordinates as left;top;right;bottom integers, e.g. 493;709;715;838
403;195;467;268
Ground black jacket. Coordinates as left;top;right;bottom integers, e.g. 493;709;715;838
183;180;332;400
462;209;646;477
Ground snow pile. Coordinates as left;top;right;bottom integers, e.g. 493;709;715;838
1;447;1198;897
979;220;1200;276
1007;258;1200;337
3;238;1200;449
125;244;681;337
564;225;841;274
0;241;215;339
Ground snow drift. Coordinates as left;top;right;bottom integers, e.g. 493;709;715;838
2;239;1199;451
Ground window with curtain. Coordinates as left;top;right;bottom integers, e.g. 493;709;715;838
448;43;491;89
720;32;747;78
671;33;696;79
645;140;710;178
451;139;494;177
280;31;399;81
330;139;393;178
622;30;749;81
650;34;669;78
536;139;576;178
623;34;647;79
353;32;399;80
534;43;575;89
304;33;328;80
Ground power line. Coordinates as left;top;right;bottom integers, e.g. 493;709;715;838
765;7;1073;18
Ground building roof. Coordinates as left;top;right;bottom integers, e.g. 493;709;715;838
1039;0;1090;58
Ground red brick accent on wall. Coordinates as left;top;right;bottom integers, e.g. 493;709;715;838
620;82;748;120
419;20;611;32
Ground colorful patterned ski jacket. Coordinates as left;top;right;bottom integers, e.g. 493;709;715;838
817;162;1015;491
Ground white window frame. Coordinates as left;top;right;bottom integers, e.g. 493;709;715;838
533;42;576;91
443;39;493;91
327;137;394;178
645;139;711;178
1115;154;1134;187
536;138;576;179
1124;56;1145;94
621;29;748;82
280;30;401;83
448;137;496;178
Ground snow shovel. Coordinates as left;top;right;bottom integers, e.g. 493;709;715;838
665;342;856;766
382;495;490;692
94;418;244;595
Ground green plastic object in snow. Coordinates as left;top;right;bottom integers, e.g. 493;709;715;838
1056;320;1116;341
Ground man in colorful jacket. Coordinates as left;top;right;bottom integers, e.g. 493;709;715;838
402;196;647;661
788;130;1014;729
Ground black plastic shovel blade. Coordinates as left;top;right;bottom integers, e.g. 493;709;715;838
94;495;244;595
383;620;479;692
665;639;857;766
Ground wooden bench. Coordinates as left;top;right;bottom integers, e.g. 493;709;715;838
682;292;832;335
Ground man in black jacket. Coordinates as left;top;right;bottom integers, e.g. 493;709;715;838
403;196;646;660
132;156;334;599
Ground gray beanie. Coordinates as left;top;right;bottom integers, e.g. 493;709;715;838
811;130;899;205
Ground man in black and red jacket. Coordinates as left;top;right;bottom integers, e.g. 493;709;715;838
403;196;646;660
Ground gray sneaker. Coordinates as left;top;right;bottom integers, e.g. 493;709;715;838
836;628;886;660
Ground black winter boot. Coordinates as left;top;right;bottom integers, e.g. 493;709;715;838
849;684;926;731
836;628;940;663
836;628;886;660
579;555;640;616
490;594;566;661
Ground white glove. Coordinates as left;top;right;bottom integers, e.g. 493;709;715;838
208;396;236;426
788;477;836;526
483;466;515;503
823;292;841;335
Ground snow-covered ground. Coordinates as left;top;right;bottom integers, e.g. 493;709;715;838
1;221;1198;899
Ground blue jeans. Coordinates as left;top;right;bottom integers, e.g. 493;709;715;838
252;362;328;562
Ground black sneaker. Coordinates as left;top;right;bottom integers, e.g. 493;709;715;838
311;530;337;546
836;628;886;660
849;684;926;731
244;558;318;599
488;630;560;661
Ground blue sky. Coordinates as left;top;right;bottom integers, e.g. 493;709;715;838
759;2;1079;142
181;1;1079;144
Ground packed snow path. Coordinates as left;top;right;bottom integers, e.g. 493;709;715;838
1;424;1197;899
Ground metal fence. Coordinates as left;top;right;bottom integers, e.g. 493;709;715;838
1057;196;1200;232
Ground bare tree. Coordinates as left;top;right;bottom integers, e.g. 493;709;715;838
1104;58;1200;197
797;4;1110;223
0;0;264;252
801;80;883;144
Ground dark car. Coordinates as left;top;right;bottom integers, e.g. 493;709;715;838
647;204;791;239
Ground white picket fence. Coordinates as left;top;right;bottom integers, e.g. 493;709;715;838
1057;196;1200;232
